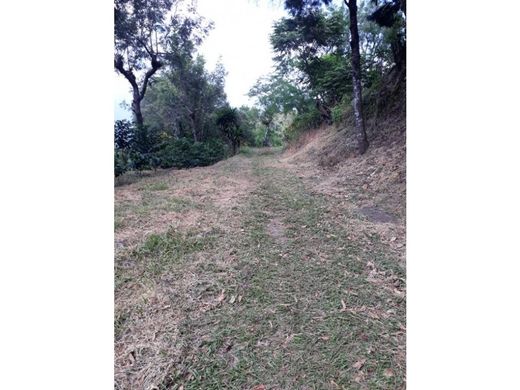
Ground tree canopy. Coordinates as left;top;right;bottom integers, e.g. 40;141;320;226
114;0;406;175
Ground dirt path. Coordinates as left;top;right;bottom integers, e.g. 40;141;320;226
115;148;405;390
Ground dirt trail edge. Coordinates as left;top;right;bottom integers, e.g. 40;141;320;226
115;148;405;390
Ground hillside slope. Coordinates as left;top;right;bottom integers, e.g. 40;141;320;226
283;71;406;231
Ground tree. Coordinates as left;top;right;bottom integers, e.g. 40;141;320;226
216;107;242;155
237;106;262;146
345;0;369;154
141;56;227;142
249;75;308;146
368;0;406;71
283;0;369;154
271;7;349;117
114;0;208;128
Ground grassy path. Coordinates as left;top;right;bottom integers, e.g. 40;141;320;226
115;148;405;389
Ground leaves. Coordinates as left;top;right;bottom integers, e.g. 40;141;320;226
383;368;394;378
353;358;366;370
217;289;225;304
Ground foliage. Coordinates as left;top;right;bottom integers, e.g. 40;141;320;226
248;76;311;146
285;106;322;142
114;0;210;73
268;4;354;135
114;117;229;176
114;0;407;176
141;56;227;141
259;0;406;144
216;107;243;154
114;149;130;177
236;106;263;147
114;0;240;177
114;0;211;126
114;119;133;149
155;137;228;169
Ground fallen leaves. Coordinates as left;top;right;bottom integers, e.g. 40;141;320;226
353;358;366;370
217;289;225;303
383;368;394;378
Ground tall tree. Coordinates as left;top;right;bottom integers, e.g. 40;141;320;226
141;57;227;141
344;0;368;154
284;0;369;154
114;0;208;128
271;8;349;112
368;0;406;71
216;107;242;155
249;75;308;146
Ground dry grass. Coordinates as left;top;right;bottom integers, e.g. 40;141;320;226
115;142;405;389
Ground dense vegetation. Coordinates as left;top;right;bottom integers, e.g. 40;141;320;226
254;0;406;148
114;0;405;175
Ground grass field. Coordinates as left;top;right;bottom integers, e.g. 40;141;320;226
115;148;405;389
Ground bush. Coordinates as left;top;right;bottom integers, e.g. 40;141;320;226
114;149;129;177
331;97;352;125
114;119;230;176
284;107;322;142
156;138;228;169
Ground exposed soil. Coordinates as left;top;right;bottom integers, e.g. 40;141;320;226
267;217;288;245
357;206;398;224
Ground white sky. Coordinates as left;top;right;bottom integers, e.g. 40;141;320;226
114;0;286;120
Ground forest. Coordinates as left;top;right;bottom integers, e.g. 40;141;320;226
114;0;405;176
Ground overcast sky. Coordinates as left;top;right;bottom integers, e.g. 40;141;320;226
114;0;286;120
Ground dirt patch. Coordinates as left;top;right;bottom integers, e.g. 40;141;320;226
167;157;255;213
267;217;287;245
357;206;398;224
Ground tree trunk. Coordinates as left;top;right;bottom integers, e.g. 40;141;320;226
114;55;162;130
346;0;369;155
131;88;144;128
263;125;271;147
190;113;198;142
316;100;332;125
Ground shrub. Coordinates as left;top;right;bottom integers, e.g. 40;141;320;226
156;138;228;169
284;107;322;142
114;119;133;149
114;149;129;177
331;97;352;125
114;119;230;176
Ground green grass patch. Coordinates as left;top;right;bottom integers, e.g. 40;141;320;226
135;228;218;276
139;181;169;191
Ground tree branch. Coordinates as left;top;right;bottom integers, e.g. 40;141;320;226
114;55;139;92
139;56;162;100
